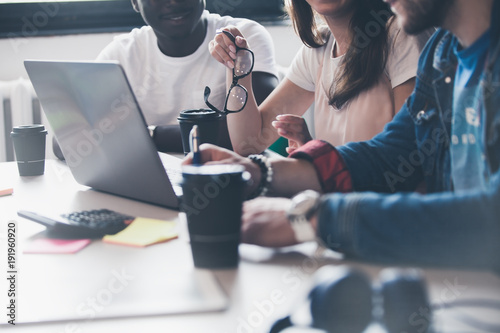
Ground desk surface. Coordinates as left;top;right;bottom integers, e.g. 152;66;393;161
1;160;500;333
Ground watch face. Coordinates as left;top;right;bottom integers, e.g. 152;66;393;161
289;191;320;217
294;198;316;215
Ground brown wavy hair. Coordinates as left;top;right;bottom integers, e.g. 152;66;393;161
286;0;394;109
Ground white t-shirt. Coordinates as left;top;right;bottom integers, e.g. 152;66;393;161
96;10;278;126
287;22;433;146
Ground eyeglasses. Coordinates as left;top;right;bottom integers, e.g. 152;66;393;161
204;31;255;114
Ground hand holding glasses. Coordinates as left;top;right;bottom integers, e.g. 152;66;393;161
205;30;255;114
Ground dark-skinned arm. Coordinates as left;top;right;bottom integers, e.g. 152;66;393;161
151;125;184;153
252;71;279;105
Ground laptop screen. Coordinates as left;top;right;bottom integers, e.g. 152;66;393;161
24;60;180;209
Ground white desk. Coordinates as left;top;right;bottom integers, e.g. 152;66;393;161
1;160;500;333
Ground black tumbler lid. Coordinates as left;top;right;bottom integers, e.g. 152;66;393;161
178;109;221;121
11;124;47;137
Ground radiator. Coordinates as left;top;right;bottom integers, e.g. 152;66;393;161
0;78;55;162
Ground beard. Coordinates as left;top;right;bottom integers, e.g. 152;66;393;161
395;0;455;34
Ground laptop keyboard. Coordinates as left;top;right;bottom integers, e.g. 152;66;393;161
158;152;184;196
165;166;183;186
166;166;183;196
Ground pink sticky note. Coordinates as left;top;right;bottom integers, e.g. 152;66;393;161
24;238;92;254
0;187;13;196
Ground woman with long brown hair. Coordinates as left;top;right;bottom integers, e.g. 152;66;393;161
209;0;432;155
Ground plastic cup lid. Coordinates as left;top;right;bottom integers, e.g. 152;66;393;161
178;109;221;120
11;124;47;136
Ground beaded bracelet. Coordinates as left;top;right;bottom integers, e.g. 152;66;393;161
247;154;273;199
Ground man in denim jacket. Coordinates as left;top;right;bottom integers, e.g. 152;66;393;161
184;0;499;270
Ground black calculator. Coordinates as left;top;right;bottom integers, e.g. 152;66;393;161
18;209;135;239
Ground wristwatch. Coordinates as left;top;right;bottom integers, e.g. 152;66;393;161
148;125;157;138
287;190;321;243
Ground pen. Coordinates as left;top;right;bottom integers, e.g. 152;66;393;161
189;125;201;166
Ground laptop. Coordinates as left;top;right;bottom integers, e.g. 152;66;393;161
24;60;182;209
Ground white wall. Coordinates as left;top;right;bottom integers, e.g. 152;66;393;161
0;24;302;81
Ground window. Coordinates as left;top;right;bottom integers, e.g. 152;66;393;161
0;0;286;39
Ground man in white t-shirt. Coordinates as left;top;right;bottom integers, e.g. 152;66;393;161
96;0;279;152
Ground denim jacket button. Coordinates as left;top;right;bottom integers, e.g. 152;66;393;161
417;110;426;120
445;76;452;84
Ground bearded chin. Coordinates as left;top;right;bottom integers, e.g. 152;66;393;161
400;16;435;35
398;0;454;35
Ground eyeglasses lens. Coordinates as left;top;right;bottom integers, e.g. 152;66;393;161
226;85;247;112
234;49;253;78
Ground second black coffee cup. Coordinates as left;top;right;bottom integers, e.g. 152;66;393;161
178;109;222;155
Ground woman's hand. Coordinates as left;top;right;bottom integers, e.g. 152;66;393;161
272;114;313;154
209;26;249;69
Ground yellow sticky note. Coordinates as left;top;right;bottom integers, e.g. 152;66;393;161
103;217;178;247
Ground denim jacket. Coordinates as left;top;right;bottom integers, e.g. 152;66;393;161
318;5;500;269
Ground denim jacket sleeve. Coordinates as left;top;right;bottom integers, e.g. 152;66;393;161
317;171;500;269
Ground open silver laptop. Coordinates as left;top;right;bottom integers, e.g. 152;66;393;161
24;60;182;209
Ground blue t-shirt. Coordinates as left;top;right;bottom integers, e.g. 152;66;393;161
451;29;491;191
